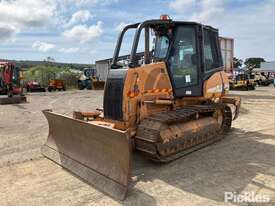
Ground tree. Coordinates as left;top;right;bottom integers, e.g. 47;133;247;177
233;57;243;68
244;57;265;70
24;65;79;88
44;57;55;63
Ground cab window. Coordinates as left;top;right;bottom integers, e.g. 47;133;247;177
204;29;221;71
154;36;169;59
168;26;198;88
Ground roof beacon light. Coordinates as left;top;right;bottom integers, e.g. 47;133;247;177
160;14;171;21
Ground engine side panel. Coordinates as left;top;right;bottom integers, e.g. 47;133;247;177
122;62;173;127
203;71;229;99
104;64;230;129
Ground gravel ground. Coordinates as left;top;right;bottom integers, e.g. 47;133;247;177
0;87;275;206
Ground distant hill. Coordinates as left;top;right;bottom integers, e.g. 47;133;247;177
0;59;94;71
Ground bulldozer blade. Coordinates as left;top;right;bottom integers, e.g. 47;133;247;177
41;109;132;200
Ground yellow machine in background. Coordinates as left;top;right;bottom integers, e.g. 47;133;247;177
78;68;105;90
91;76;105;90
229;70;256;90
42;16;241;200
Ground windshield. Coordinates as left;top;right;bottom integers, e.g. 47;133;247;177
111;22;173;69
154;36;169;59
114;28;136;68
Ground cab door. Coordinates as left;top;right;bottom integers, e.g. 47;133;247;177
167;24;203;97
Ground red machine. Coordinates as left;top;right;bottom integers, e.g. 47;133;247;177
0;62;14;97
26;81;46;92
0;62;26;104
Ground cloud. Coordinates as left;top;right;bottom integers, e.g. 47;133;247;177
63;21;103;43
114;22;130;32
191;0;225;22
67;10;94;26
0;0;58;41
59;47;80;53
169;0;196;12
0;0;57;29
32;41;56;52
169;0;224;22
0;24;17;41
66;0;119;6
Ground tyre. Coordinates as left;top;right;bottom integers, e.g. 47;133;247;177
78;86;84;90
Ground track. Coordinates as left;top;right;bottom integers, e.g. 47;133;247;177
135;104;232;162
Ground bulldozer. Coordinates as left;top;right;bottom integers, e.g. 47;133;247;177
42;16;241;200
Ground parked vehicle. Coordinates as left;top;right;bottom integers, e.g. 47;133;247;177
42;16;241;200
77;68;96;90
229;70;256;90
91;76;105;90
26;81;46;92
254;72;273;86
0;62;26;104
78;68;105;90
48;79;66;92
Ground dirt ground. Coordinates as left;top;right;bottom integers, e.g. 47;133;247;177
0;87;275;206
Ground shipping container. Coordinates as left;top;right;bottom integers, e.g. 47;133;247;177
219;37;234;73
95;53;142;82
95;59;111;82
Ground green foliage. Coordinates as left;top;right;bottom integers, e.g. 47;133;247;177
233;57;243;68
24;65;80;88
244;57;265;70
0;59;94;71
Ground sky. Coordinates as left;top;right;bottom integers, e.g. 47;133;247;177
0;0;274;64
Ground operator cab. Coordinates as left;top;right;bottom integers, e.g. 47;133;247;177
110;15;223;97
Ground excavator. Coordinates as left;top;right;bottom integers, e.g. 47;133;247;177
42;16;241;200
0;62;26;104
